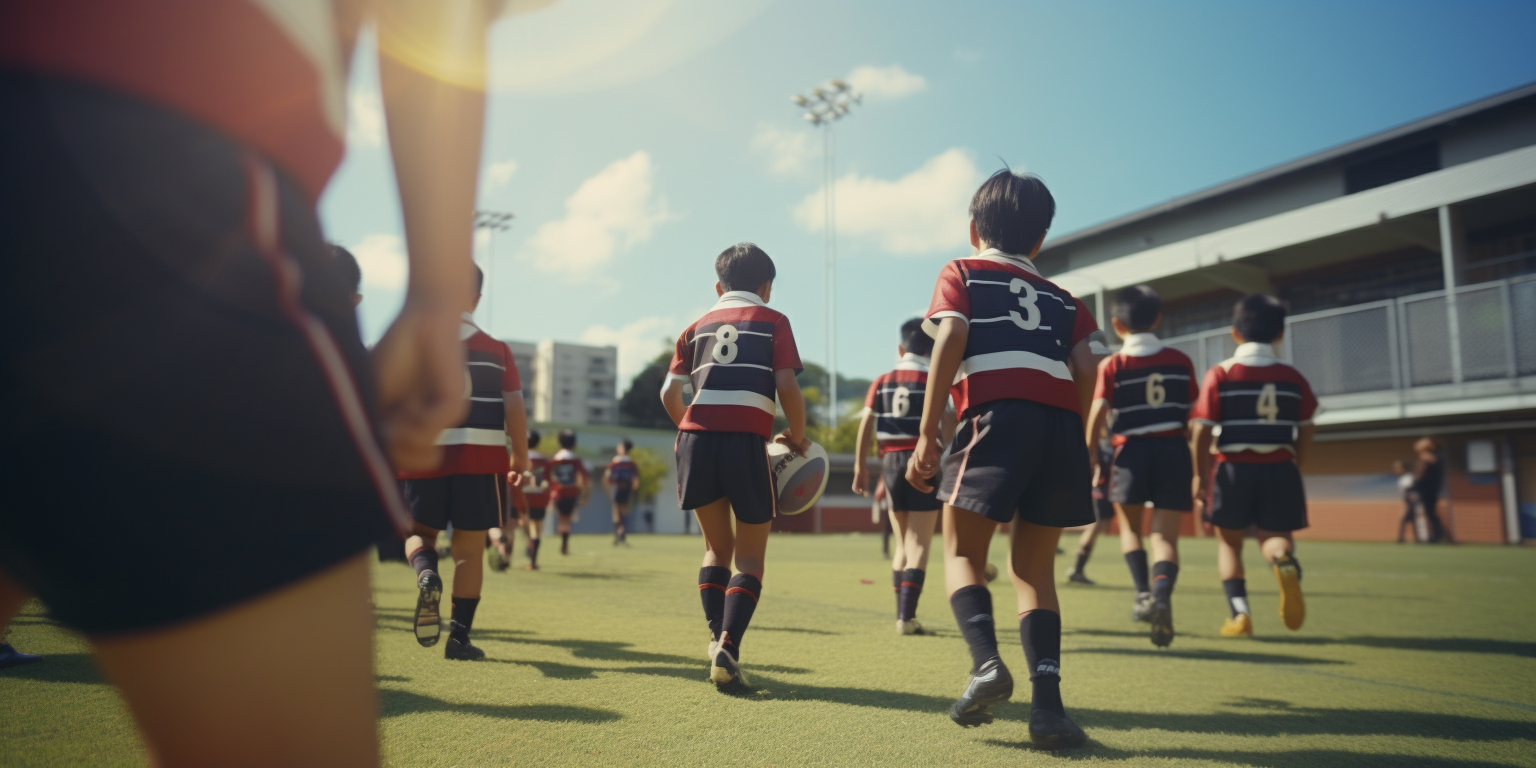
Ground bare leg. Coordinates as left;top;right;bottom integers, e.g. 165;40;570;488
1115;503;1145;554
889;511;910;573
943;504;998;597
904;510;939;572
693;499;735;571
0;569;29;634
1009;520;1064;615
92;555;377;768
732;521;771;578
1149;509;1182;565
1216;526;1245;581
449;528;485;599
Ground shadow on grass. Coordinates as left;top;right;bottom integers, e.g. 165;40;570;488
488;655;810;680
752;626;840;636
378;687;620;723
1251;635;1536;658
549;572;627;581
0;653;105;685
985;743;1520;767
376;674;412;683
477;634;706;666
1072;646;1347;666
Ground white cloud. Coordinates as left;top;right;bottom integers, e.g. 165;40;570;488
846;64;926;100
793;148;981;254
350;233;407;291
752;123;815;177
522;151;671;280
481;160;519;195
346;86;384;149
580;315;679;385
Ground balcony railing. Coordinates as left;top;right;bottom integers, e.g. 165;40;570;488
1162;274;1536;401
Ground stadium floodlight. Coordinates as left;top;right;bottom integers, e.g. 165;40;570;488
787;79;861;428
473;209;515;333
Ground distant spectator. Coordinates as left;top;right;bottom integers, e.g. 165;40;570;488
1412;438;1453;543
1393;460;1421;543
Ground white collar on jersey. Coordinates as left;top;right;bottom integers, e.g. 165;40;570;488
554;448;579;460
713;290;767;310
459;311;480;341
1227;341;1281;367
968;247;1043;277
896;352;931;371
1119;332;1164;357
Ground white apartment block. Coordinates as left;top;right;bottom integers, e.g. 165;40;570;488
500;339;619;426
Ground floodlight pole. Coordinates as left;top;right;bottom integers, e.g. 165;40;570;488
792;81;860;428
473;209;514;335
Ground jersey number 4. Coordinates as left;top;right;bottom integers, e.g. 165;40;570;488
1255;383;1280;423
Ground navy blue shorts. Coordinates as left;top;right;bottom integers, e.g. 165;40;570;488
401;475;502;532
1208;460;1308;532
675;431;775;525
937;400;1094;527
1109;436;1194;512
882;449;941;512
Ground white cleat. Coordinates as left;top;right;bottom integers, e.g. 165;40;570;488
897;618;928;635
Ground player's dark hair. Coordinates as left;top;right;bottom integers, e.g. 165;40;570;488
1114;285;1161;332
900;317;933;357
1233;294;1287;343
473;264;485;295
528;429;541;450
969;169;1055;256
715;242;777;292
619;438;633;453
330;243;361;294
558;429;577;449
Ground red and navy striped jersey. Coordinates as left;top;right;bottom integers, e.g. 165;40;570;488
399;315;521;479
548;449;589;500
607;455;639;487
863;354;931;455
668;291;802;439
1191;342;1319;464
514;450;552;509
1094;333;1198;445
925;249;1099;416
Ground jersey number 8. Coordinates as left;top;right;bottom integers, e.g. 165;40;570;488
711;324;739;365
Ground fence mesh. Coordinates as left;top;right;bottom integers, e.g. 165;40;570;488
1402;296;1453;386
1454;285;1511;381
1511;278;1536;376
1164;337;1205;374
1289;306;1395;396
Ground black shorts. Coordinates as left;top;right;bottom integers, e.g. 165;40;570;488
1208;461;1308;532
554;497;579;516
527;503;548;522
0;73;402;636
938;400;1095;527
675;431;775;525
613;485;633;506
1109;436;1194;512
882;450;941;512
401;475;501;532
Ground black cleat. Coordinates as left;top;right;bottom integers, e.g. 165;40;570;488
1148;597;1174;648
0;642;43;670
1065;569;1095;586
1131;592;1153;623
444;624;485;660
709;636;749;691
949;657;1013;727
413;570;443;648
1029;708;1087;749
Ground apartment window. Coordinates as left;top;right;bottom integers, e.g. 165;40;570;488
589;407;605;421
1344;141;1439;194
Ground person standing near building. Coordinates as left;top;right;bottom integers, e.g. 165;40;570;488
1413;438;1452;543
1393;459;1421;543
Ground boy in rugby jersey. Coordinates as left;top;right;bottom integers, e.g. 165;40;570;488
519;430;553;568
661;243;807;690
1191;295;1317;637
398;266;530;660
908;171;1106;748
605;439;642;546
1084;285;1198;647
549;430;590;555
853;318;955;635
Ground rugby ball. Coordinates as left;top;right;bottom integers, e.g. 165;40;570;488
768;440;829;516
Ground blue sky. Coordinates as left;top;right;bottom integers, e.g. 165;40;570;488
319;0;1536;390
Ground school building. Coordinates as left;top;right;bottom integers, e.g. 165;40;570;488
1033;81;1536;544
505;340;620;426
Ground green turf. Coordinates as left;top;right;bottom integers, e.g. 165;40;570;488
4;535;1536;767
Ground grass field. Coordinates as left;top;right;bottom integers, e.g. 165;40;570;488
4;534;1536;767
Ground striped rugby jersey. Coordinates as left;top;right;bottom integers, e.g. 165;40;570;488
1094;333;1198;445
863;353;931;455
1191;342;1319;464
513;450;552;509
926;249;1100;416
607;455;639;487
399;314;522;479
667;291;803;439
549;449;589;500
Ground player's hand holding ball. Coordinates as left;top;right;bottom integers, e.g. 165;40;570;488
774;430;810;457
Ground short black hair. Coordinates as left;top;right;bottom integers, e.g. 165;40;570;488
528;429;541;450
715;243;776;292
473;264;484;295
1233;294;1287;343
619;438;633;453
900;317;933;357
1113;285;1161;332
558;429;577;449
969;170;1055;256
330;243;361;295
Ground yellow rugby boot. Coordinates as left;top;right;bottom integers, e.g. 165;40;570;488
1219;613;1253;638
1272;553;1305;630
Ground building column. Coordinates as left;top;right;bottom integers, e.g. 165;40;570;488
1502;437;1521;544
1438;205;1467;384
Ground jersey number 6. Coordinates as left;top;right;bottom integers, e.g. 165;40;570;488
1145;372;1166;407
891;386;912;417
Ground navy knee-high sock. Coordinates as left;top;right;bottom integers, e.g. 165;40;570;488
410;546;439;576
450;597;479;642
1151;561;1179;601
950;585;999;670
892;569;902;618
1020;609;1065;715
699;566;730;641
721;573;762;655
1125;549;1150;593
898;568;926;621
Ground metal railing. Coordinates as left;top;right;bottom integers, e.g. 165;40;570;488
1161;274;1536;398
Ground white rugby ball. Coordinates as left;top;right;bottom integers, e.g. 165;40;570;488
768;440;829;516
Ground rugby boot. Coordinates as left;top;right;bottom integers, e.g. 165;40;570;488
444;624;485;661
1131;592;1154;622
1064;569;1095;586
1272;552;1305;630
1148;597;1174;648
709;634;749;690
1029;708;1088;750
897;619;929;635
0;642;42;670
413;570;443;647
949;657;1013;728
487;541;511;573
1219;613;1254;638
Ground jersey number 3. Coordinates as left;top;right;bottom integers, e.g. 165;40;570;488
1008;278;1048;331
